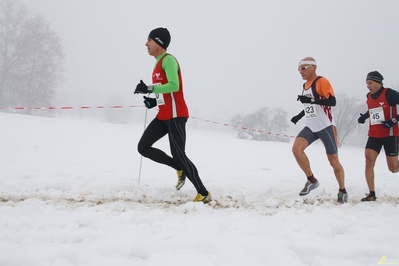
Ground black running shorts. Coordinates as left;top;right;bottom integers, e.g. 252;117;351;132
365;136;399;156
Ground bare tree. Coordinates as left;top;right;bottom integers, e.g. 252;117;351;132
265;107;289;142
231;106;290;142
0;0;64;109
334;93;365;145
0;0;27;105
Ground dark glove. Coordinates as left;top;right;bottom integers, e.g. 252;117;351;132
134;80;149;94
143;96;157;109
291;110;305;125
297;95;313;104
382;118;398;128
357;113;368;124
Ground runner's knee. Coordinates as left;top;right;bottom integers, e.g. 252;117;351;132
137;141;149;156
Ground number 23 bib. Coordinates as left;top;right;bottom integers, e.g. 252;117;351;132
304;103;318;119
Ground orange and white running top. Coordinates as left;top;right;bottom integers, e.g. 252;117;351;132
302;76;335;132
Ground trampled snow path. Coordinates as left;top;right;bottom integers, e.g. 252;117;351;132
2;187;398;212
1;112;399;266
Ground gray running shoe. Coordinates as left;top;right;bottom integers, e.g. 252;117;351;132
299;179;319;196
176;170;186;190
337;191;348;204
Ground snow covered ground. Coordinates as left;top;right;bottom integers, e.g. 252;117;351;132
0;111;398;266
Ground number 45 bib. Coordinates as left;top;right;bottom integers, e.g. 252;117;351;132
369;107;385;125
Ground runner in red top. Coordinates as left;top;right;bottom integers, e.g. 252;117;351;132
134;27;211;203
357;71;399;201
151;53;188;120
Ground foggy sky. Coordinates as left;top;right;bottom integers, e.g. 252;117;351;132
19;0;399;123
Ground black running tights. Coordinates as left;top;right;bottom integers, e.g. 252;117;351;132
137;117;208;195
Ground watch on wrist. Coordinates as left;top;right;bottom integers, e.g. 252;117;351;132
311;98;315;103
392;118;397;123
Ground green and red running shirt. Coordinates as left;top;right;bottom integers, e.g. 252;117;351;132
151;52;189;121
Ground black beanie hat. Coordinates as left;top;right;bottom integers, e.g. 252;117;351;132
148;28;171;49
366;71;384;84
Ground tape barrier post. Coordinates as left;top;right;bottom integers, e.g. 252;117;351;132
137;108;148;185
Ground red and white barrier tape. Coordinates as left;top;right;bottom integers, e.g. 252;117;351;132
191;117;296;139
0;105;141;110
1;105;363;146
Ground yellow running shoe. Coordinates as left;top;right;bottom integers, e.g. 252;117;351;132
176;170;186;190
193;192;212;203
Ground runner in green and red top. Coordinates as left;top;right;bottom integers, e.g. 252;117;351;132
357;71;399;202
134;27;211;203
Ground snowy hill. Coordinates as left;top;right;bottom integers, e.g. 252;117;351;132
0;112;398;266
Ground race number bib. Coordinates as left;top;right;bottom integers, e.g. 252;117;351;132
369;107;385;125
155;93;165;106
304;103;317;119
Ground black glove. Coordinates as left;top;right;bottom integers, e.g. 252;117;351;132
357;113;368;124
134;80;149;94
143;96;157;109
291;110;305;125
297;95;313;104
382;118;398;128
